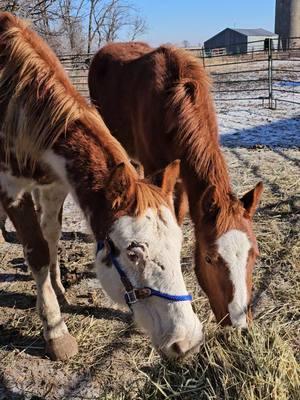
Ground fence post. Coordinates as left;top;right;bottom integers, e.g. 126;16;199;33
268;38;274;109
202;46;205;68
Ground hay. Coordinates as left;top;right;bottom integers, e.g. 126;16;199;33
0;147;299;399
136;324;299;400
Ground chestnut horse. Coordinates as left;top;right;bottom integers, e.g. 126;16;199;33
88;42;264;328
0;14;203;360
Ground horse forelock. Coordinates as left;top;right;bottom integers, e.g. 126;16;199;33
134;181;167;217
199;193;244;242
215;196;245;236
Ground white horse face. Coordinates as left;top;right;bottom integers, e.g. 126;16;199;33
95;206;203;359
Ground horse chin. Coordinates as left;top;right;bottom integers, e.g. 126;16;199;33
133;301;204;359
230;314;248;329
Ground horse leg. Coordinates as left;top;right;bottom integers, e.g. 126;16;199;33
1;191;78;360
174;180;189;225
38;183;67;303
32;187;42;225
0;202;7;242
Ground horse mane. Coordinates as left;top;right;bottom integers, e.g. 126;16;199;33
0;13;168;217
160;46;235;232
0;12;127;167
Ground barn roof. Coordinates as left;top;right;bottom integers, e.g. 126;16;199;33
233;28;277;36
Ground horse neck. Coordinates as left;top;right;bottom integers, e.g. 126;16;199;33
181;140;232;222
163;53;234;223
46;122;129;240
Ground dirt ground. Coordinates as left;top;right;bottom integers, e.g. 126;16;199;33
0;139;299;399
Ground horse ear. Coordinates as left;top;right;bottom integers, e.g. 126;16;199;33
160;160;181;197
130;159;144;179
106;163;136;210
240;181;263;218
199;185;219;218
149;160;180;208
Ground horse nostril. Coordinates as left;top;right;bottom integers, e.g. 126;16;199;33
162;336;202;359
241;326;249;335
171;342;183;356
171;340;189;357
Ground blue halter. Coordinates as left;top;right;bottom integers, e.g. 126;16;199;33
96;240;192;308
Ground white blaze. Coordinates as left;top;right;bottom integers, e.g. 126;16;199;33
217;229;251;328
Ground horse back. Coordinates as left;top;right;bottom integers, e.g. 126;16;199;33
89;42;214;174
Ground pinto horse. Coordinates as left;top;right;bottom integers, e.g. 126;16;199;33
88;42;264;328
0;14;203;360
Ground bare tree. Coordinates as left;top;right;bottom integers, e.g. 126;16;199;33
31;0;61;41
128;14;147;41
0;1;22;13
0;0;147;54
58;0;85;53
0;1;62;43
86;0;147;53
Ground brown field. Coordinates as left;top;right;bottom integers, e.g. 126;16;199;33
0;145;299;400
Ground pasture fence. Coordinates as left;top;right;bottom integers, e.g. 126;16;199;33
59;37;300;109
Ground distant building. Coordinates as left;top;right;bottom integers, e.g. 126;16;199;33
204;28;278;55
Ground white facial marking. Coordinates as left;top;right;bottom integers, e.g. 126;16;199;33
95;206;203;357
217;229;251;328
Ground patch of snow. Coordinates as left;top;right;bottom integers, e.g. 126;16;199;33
218;103;300;148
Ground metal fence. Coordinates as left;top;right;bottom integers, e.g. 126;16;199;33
59;37;300;108
202;37;300;108
60;53;91;99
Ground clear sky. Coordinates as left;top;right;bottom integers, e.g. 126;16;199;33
134;0;276;46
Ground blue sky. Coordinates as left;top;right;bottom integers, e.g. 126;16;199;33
133;0;276;46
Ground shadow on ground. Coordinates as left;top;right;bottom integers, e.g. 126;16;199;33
220;116;300;148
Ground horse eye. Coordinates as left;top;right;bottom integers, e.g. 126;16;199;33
205;256;212;264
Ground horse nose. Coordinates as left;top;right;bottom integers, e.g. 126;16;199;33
158;310;203;359
164;337;202;359
171;340;191;356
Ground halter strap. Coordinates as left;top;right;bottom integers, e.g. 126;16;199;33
96;239;192;308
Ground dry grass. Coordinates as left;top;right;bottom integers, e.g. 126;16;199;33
0;147;299;400
135;324;299;400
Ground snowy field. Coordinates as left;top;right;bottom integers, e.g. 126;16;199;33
212;59;300;147
218;102;299;148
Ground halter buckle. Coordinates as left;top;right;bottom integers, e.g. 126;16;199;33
125;290;138;305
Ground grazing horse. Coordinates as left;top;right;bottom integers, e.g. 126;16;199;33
0;14;203;360
88;42;264;328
